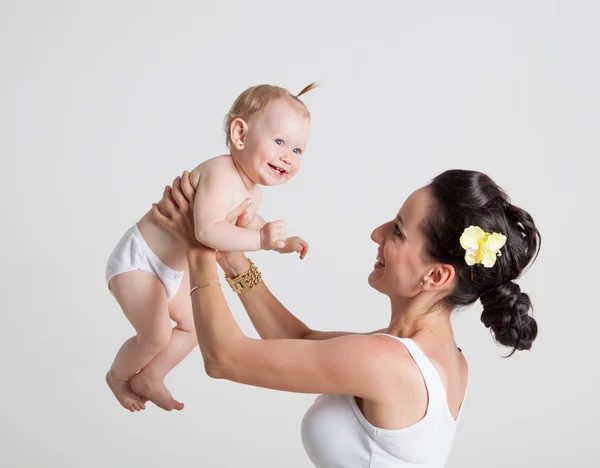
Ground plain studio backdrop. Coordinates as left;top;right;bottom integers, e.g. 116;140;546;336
1;1;598;466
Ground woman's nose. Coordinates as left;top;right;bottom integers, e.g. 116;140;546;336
371;224;384;244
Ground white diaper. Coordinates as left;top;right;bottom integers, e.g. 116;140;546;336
106;225;184;300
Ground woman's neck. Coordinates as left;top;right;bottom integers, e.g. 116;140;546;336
386;295;453;340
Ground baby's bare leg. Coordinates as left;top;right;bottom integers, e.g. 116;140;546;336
131;270;197;411
107;270;172;412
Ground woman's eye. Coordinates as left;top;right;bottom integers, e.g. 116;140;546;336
275;139;284;146
393;225;404;239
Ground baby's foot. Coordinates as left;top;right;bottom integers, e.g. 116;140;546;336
106;371;146;412
130;370;184;411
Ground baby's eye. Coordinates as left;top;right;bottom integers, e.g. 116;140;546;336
293;148;302;154
275;139;284;146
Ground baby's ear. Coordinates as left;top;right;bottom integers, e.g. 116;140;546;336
230;118;249;147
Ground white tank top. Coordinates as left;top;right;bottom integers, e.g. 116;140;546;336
301;335;466;468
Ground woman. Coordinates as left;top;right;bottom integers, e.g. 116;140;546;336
152;169;540;467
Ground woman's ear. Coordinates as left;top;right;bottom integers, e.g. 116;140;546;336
423;263;455;291
230;118;248;149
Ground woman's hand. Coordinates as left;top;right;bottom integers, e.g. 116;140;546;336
152;175;200;249
152;171;253;253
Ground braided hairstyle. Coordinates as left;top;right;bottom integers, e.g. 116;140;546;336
423;170;541;355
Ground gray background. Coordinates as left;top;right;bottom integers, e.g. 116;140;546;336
1;0;598;466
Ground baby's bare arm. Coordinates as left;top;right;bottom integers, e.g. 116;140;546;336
247;213;266;230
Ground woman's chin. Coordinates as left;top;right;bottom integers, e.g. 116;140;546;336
367;270;383;289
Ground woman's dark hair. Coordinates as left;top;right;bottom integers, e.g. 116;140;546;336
423;170;541;355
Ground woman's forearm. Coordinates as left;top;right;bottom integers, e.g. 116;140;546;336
218;253;312;340
186;248;245;369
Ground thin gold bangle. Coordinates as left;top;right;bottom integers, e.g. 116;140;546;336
190;282;221;296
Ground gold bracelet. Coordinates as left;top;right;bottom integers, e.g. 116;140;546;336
190;282;221;296
225;259;262;294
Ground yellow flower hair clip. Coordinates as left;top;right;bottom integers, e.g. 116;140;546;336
459;226;507;268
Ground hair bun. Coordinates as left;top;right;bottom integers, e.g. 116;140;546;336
480;281;538;353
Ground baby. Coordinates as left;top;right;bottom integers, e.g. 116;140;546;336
105;83;315;411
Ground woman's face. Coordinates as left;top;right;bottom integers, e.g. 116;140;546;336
368;187;433;298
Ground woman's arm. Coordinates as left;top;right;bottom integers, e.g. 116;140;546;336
219;251;385;341
186;247;399;398
218;252;312;339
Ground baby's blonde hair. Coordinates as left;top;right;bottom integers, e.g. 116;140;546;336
224;82;317;149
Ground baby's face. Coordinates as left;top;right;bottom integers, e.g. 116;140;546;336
243;99;310;186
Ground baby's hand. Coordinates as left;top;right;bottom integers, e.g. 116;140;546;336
260;221;287;251
275;236;309;260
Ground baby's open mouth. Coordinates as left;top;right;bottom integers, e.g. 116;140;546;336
268;164;286;176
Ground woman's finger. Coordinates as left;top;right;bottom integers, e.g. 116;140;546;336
225;198;254;224
161;186;179;217
169;176;180;201
180;171;196;202
164;183;179;209
152;203;172;229
236;212;250;228
171;177;189;212
158;186;172;214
